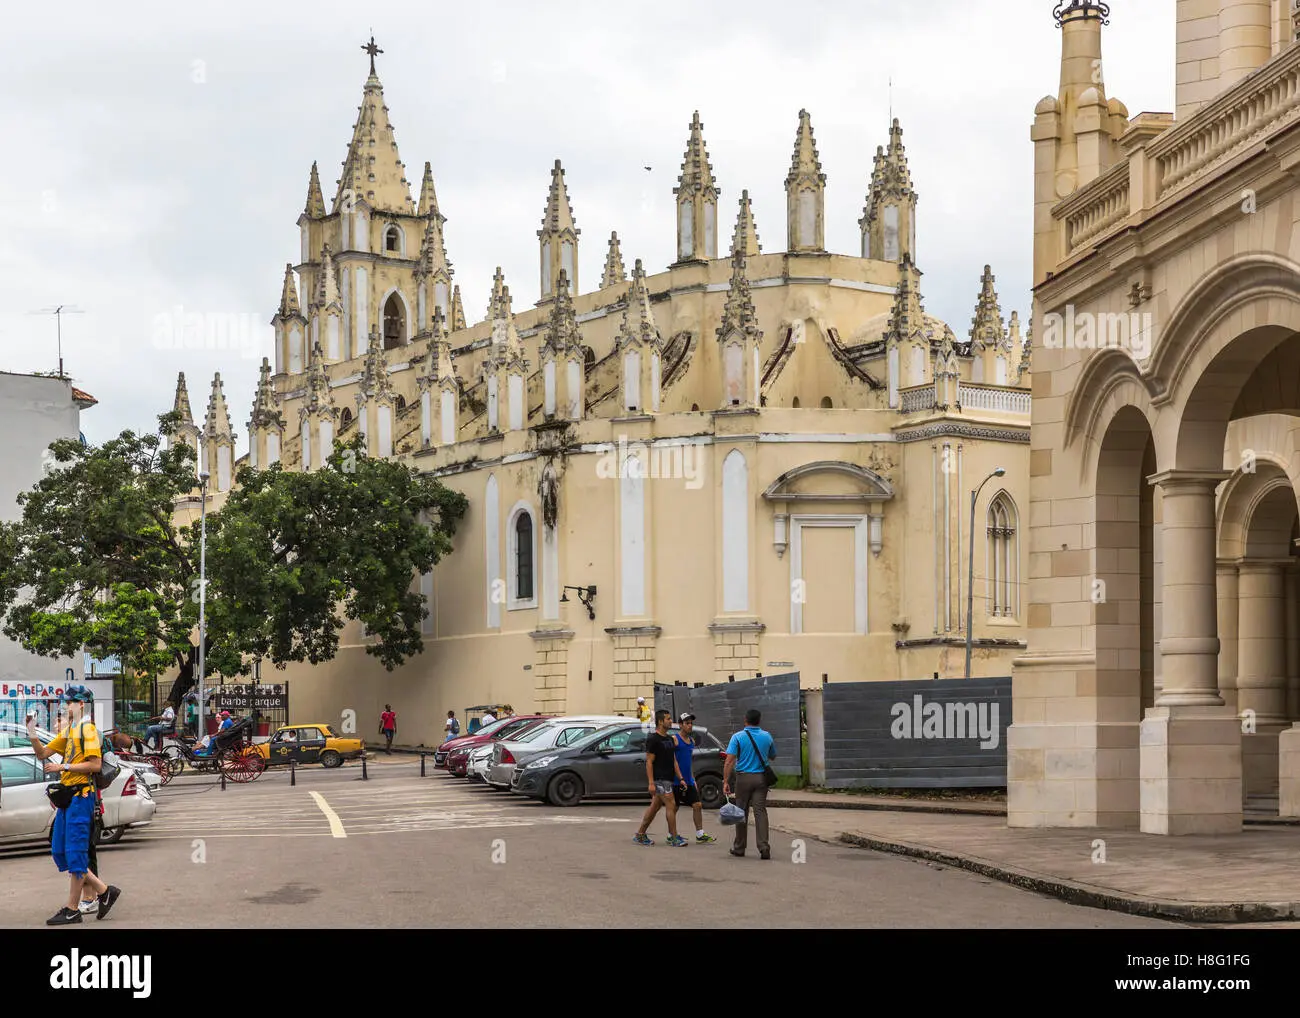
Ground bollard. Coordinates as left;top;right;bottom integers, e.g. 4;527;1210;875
290;760;296;787
221;768;226;791
361;751;368;781
420;753;426;777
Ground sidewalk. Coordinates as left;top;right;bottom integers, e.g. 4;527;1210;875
767;797;1300;923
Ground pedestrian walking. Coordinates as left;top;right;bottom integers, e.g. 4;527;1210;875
78;788;105;916
444;710;460;743
26;685;121;924
633;710;688;847
671;714;717;844
636;697;651;724
379;704;397;754
722;708;777;860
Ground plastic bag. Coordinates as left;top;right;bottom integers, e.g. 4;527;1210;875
719;799;745;825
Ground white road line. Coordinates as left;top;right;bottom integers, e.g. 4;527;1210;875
309;791;347;838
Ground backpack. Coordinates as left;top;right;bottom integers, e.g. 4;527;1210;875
69;720;121;791
450;717;460;736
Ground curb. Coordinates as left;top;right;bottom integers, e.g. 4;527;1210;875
829;831;1300;923
766;797;1004;816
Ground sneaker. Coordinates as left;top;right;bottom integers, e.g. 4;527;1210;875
46;907;82;926
666;835;688;847
97;885;121;920
759;850;771;860
632;833;654;846
77;898;97;915
696;833;717;844
729;848;745;857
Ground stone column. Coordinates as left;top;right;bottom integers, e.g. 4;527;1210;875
1219;0;1272;89
1287;561;1300;721
1277;559;1300;815
1216;559;1240;714
1141;470;1241;835
1236;559;1290;797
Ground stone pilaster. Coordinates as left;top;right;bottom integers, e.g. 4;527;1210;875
1286;561;1300;722
1237;558;1291;796
530;627;574;716
1216;559;1240;715
708;620;764;683
1140;470;1241;835
606;625;660;714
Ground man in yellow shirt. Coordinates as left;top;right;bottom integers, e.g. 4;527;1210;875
27;684;122;925
636;697;652;724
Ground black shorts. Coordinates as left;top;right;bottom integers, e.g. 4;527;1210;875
674;783;700;806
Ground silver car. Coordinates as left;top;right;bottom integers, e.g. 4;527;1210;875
486;715;629;791
0;745;157;848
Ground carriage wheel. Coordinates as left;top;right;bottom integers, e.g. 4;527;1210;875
147;755;172;786
222;747;263;783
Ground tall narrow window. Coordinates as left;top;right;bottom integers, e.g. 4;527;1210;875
986;492;1018;618
383;293;405;349
512;509;535;604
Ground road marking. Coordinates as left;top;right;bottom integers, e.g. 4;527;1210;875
309;791;347;838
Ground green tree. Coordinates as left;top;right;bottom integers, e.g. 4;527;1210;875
0;417;468;707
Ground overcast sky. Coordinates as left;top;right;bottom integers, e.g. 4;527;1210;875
0;0;1175;448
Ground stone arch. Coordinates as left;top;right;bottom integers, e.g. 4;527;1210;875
1217;460;1293;558
383;223;405;255
381;288;411;349
1077;373;1160;491
1064;346;1156;452
985;489;1019;619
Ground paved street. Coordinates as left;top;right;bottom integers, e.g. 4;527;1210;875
0;761;1181;928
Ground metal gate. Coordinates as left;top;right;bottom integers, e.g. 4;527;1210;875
654;673;801;776
211;682;289;738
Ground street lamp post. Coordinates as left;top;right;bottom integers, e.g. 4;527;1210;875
965;467;1006;681
197;471;209;740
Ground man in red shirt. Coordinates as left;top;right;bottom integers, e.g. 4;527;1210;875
379;705;396;754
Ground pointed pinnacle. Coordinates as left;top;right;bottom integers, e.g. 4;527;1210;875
545;269;583;355
619;259;660;351
315;246;342;308
417;161;445;222
969;264;1005;351
278;264;301;318
675;111;718;199
785;110;826;189
602;232;627;289
731;190;761;257
305;162;326;218
885;256;928;346
172;372;194;425
540;159;579;237
450;284;466;331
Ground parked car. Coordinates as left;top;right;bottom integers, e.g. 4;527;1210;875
438;715;552;774
0;722;162;793
486;715;628;791
0;745;157;848
510;722;726;809
252;724;364;768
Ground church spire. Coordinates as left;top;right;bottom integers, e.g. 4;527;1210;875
716;248;761;409
859;118;918;263
277;264;301;318
172;371;195;426
417;161;445;223
538;160;580;302
203;373;236;491
673;112;720;263
450;284;467;331
969;265;1012;385
304;162;326;219
602;231;627;289
731;190;761;258
785;110;826;252
487;266;511;321
332;36;414;215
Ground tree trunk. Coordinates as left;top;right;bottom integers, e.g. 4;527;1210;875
165;647;197;710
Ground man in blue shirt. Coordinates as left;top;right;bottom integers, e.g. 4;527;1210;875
671;714;717;844
723;709;776;859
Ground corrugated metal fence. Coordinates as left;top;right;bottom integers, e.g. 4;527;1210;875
654;673;801;776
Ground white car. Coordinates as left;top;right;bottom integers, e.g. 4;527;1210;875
0;743;157;848
466;744;494;783
486;715;630;791
0;722;161;792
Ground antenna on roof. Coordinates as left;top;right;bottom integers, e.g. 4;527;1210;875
27;304;84;378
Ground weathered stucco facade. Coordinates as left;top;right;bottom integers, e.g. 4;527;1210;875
166;45;1032;747
1012;0;1300;834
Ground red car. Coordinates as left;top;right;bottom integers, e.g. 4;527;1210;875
438;715;552;775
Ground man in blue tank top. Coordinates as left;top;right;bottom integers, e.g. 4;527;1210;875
671;714;717;844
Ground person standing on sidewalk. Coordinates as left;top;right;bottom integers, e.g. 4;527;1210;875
722;708;776;860
27;685;121;924
633;711;688;847
379;705;397;754
671;714;716;844
444;710;460;743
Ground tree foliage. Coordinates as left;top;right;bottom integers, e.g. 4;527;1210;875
0;417;468;705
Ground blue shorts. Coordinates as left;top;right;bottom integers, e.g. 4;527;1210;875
52;789;96;877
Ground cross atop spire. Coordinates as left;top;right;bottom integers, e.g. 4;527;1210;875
362;34;383;77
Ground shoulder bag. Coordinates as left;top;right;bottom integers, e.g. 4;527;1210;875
744;730;779;788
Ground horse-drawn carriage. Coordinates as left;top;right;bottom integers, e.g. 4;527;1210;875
160;715;266;782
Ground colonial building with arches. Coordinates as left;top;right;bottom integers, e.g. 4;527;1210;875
1012;0;1300;834
164;43;1030;745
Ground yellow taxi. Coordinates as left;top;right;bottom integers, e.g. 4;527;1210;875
253;724;364;768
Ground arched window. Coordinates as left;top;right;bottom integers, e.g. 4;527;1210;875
507;504;537;609
690;403;700;412
383;293;405;350
384;225;402;254
340;407;354;431
791;397;801;408
986;492;1018;618
583;347;596;372
395;395;407;412
820;396;833;408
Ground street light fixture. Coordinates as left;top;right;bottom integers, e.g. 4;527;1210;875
559;585;597;620
197;471;209;740
965;467;1006;681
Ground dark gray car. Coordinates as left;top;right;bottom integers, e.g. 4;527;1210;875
510;722;726;809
